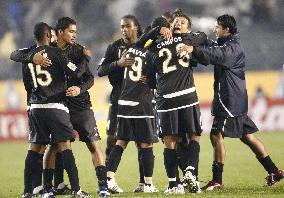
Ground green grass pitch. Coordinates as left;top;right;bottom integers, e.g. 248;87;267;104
0;132;283;197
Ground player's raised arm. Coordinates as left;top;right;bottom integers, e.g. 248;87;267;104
10;45;52;67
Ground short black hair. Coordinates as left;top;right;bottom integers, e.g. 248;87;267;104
162;10;172;22
55;17;76;34
33;22;51;41
171;8;191;27
151;17;170;29
217;14;237;34
121;15;142;37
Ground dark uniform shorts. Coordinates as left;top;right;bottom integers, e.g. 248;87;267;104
211;114;259;138
158;105;203;137
106;103;118;135
70;108;101;142
117;117;157;144
29;107;74;145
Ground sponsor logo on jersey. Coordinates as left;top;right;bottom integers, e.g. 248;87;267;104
67;62;77;71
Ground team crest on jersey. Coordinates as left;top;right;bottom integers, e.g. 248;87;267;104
67;62;77;71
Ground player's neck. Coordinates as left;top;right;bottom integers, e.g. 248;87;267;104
36;40;49;46
124;37;137;45
57;39;68;49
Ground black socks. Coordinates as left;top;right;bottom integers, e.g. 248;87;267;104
107;145;124;173
212;161;224;184
61;149;80;192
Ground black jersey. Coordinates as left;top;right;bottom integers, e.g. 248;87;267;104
97;38;130;104
150;34;199;112
117;47;157;118
51;42;94;111
10;45;37;106
28;45;86;104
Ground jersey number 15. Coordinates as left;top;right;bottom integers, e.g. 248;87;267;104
28;63;52;88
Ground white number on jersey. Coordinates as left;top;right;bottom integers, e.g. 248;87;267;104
159;45;189;74
124;56;143;82
28;63;52;88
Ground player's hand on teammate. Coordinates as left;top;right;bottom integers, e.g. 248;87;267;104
139;75;147;84
177;44;193;58
160;27;172;41
32;50;52;67
83;47;92;57
117;50;135;68
66;86;81;97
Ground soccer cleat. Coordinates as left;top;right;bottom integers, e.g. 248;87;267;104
21;193;32;198
107;178;123;194
53;184;73;195
164;185;185;195
201;180;224;191
143;184;159;193
265;169;284;186
42;186;55;198
181;166;201;193
133;183;144;193
32;185;43;196
97;186;110;197
72;189;92;198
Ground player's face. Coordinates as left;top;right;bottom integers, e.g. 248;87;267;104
51;29;57;43
214;21;229;39
60;24;77;44
120;18;138;41
172;17;189;33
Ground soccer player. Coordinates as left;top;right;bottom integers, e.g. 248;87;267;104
12;18;110;197
106;42;160;193
142;15;202;194
97;15;147;193
140;10;207;194
18;22;90;198
51;17;109;197
10;26;47;197
180;14;284;190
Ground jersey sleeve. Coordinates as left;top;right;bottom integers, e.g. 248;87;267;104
97;44;118;77
136;26;160;48
10;45;36;63
145;52;157;89
78;61;94;93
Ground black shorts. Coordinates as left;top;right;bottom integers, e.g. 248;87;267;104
158;105;203;137
117;118;156;144
106;103;118;136
211;115;259;138
29;106;74;145
70;108;101;142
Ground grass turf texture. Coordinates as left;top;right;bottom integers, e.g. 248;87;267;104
0;132;283;198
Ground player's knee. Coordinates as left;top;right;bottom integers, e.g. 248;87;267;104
163;135;177;149
57;140;72;152
107;135;117;147
210;131;223;145
29;143;46;153
140;143;153;148
240;134;255;145
116;140;128;149
86;140;102;153
190;135;200;142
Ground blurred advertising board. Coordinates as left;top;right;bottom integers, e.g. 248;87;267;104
0;97;283;141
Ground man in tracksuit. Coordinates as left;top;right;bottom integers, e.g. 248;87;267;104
179;14;283;190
